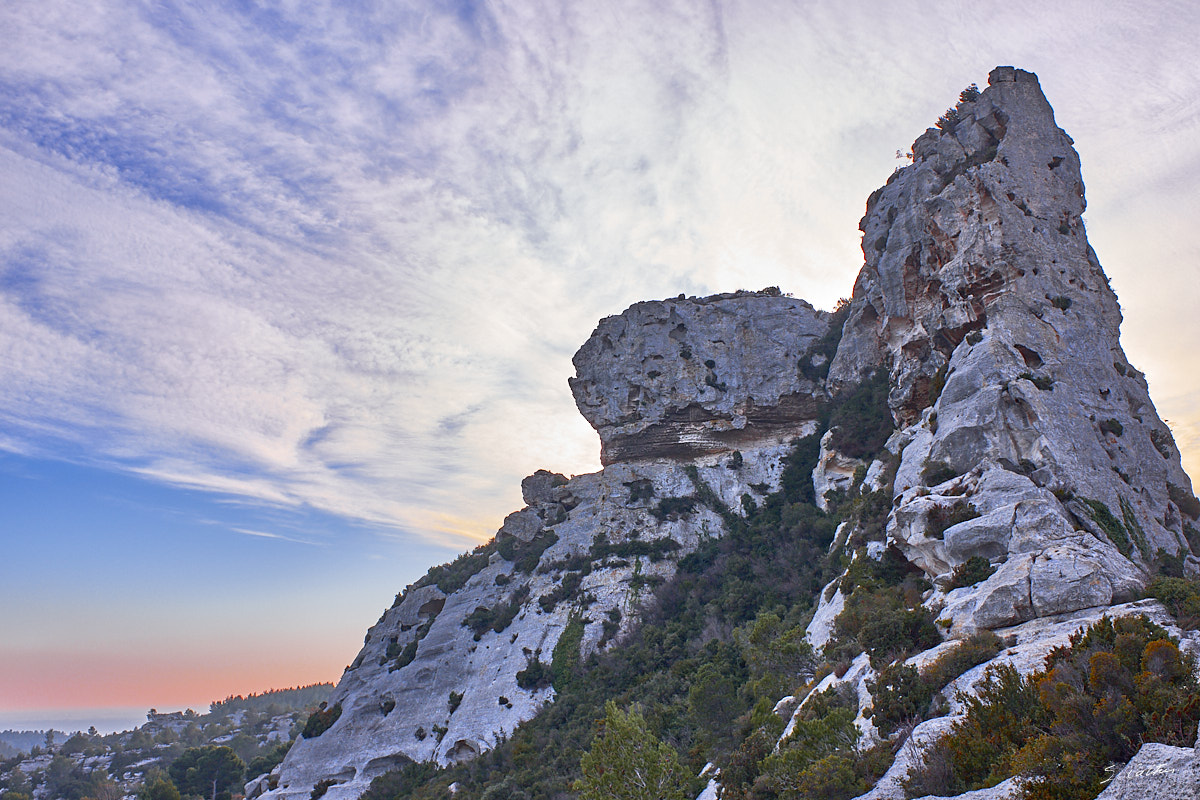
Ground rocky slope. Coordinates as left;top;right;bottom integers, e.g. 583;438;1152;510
793;66;1200;800
264;292;832;800
261;67;1200;800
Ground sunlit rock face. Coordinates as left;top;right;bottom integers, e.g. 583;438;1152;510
827;66;1197;634
570;290;831;465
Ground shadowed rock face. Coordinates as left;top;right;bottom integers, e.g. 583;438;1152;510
570;290;830;464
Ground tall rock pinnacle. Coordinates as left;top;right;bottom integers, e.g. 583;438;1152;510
829;67;1197;631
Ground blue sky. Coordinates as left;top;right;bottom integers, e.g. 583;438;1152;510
3;0;1200;727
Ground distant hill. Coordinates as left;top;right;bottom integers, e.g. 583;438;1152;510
0;682;335;800
209;684;335;718
0;730;70;756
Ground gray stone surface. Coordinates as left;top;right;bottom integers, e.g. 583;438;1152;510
570;290;830;464
1094;743;1200;800
828;67;1197;644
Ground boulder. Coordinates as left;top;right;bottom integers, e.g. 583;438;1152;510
570;290;829;464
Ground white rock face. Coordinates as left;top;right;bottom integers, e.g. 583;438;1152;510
828;66;1199;637
570;289;830;465
1094;742;1200;800
805;578;844;650
266;291;830;800
813;429;867;511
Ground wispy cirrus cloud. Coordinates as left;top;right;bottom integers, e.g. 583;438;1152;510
2;0;1200;553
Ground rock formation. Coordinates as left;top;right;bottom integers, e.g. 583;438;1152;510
828;66;1195;635
262;292;832;800
260;68;1200;800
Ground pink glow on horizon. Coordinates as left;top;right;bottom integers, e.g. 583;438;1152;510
0;648;342;712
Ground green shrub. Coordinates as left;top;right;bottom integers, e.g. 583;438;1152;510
828;370;893;460
573;702;688;800
1018;371;1054;391
919;631;1003;692
624;479;655;503
245;742;292;780
592;537;681;562
1150;575;1200;629
1169;483;1200;520
650;496;698;521
360;761;440;800
515;654;552;691
920;616;1200;798
550;615;585;691
799;300;851;381
1050;295;1072;310
168;747;245;800
858;606;941;667
498;531;559;574
538;571;585;613
868;664;931;736
948;556;995;589
448;692;463;714
926;502;980;540
936;106;961;132
1079;498;1131;557
302;702;342;739
1118;496;1151;560
311;779;336;800
390;639;418;671
413;544;497;594
922;461;958;487
463;586;529;640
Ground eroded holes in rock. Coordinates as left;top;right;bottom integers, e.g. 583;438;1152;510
1014;345;1043;369
418;597;446;618
1048;156;1064;170
447;740;480;764
668;323;688;341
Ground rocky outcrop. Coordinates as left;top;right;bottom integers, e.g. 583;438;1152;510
1094;739;1200;799
570;290;830;464
826;67;1198;637
265;290;829;800
264;67;1199;800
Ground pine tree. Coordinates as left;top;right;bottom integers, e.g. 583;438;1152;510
573;701;687;800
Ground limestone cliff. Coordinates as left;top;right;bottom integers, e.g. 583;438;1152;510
827;66;1195;634
260;67;1200;800
262;292;831;800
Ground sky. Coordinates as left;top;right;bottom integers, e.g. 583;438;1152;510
2;0;1199;732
